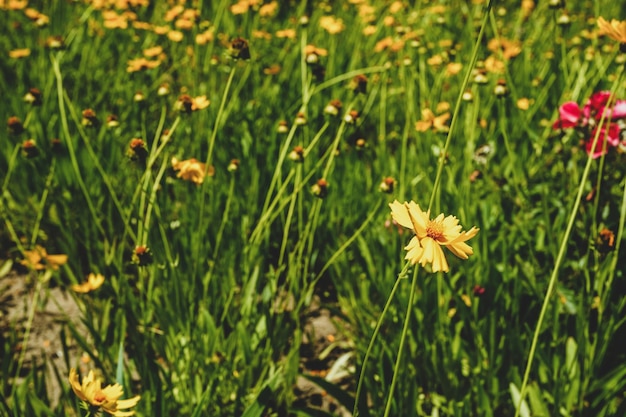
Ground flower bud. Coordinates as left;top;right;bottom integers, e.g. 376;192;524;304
311;178;329;198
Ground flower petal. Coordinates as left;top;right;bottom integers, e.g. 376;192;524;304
404;236;423;264
389;200;414;230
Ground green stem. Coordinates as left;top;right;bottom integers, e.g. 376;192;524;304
352;262;411;417
382;265;419;417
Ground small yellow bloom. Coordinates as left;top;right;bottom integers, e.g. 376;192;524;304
597;17;626;44
171;157;214;185
389;200;479;273
20;245;68;271
71;273;105;293
9;48;30;58
69;368;140;416
415;108;450;133
319;16;345;34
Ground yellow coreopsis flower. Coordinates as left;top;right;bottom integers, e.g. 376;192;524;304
20;245;68;271
71;273;105;293
69;368;140;416
597;17;626;44
389;200;479;273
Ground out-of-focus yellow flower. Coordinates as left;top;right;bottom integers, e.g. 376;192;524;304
9;48;30;58
304;44;328;57
259;1;277;17
69;368;140;416
171;157;214;185
516;97;531;110
126;57;161;72
167;30;184;42
276;29;296;39
176;94;210;113
389;200;479;273
71;273;105;293
143;46;163;57
319;16;345;34
487;38;521;60
597;17;626;44
415;108;450;133
445;62;463;76
20;245;68;271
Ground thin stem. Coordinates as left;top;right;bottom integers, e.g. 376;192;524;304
352;262;411;417
382;265;419;417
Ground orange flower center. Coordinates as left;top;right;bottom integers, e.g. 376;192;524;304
94;392;107;403
426;219;444;241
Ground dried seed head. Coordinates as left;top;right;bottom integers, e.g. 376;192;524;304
22;139;38;158
494;79;508;97
106;114;120;128
134;91;146;102
127;138;148;162
277;120;289;133
8;116;24;135
288;145;305;162
379;176;396;193
132;245;153;266
324;99;342;116
350;74;368;94
176;94;194;113
157;83;170;96
311;178;329;198
227;158;240;172
294;112;307;126
45;35;64;49
24;88;42;106
81;109;99;127
229;37;250;60
344;110;359;124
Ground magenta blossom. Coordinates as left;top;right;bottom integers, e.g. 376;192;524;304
553;91;626;158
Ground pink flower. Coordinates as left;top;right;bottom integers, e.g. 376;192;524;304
553;101;582;129
553;91;626;158
585;123;621;158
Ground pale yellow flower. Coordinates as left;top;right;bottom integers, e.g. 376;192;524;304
69;368;140;416
597;17;626;44
415;108;450;133
20;245;68;271
171;157;214;185
71;273;105;293
389;200;479;273
319;16;345;34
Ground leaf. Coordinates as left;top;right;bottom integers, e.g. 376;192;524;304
509;382;530;417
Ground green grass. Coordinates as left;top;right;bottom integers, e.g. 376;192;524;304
1;0;626;416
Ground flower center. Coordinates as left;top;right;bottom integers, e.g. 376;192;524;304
426;219;444;241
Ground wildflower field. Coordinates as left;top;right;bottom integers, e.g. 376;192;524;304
2;0;626;416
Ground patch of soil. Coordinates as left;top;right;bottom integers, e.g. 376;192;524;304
0;271;86;407
295;299;355;417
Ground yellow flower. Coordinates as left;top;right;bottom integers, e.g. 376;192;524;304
20;245;68;271
171;157;214;185
389;200;479;273
69;368;140;416
415;108;450;133
319;16;345;34
71;273;105;293
597;17;626;44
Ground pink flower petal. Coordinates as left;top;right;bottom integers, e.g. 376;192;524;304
553;101;582;129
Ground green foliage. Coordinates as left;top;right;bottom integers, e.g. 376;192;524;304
1;0;625;416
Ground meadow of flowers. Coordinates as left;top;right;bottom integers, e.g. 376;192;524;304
1;0;626;416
